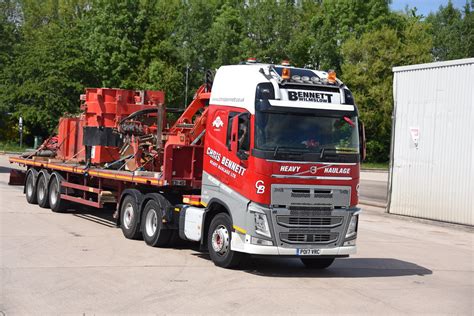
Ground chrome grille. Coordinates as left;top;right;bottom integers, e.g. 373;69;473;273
280;232;339;244
288;206;333;212
277;216;343;228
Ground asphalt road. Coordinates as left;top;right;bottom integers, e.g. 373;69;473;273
359;171;388;205
1;155;472;314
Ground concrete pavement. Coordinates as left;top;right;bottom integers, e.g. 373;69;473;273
1;155;473;314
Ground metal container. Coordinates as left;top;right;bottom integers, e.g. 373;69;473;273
389;58;474;226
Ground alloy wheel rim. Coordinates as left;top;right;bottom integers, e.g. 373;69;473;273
50;181;58;205
145;208;158;237
123;203;134;229
211;225;230;256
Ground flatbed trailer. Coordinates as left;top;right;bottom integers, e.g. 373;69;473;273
10;61;365;269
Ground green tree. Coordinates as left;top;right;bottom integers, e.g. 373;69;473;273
127;0;184;106
207;3;245;68
174;0;221;95
302;0;393;71
426;1;474;60
82;0;148;88
0;0;94;139
240;0;297;63
0;0;21;140
341;16;432;162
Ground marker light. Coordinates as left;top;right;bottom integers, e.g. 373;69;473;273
292;75;302;82
327;69;337;83
311;76;320;83
247;57;257;63
282;68;291;80
281;60;290;66
301;76;310;82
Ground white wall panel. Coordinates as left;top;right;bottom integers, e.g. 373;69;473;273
389;58;474;225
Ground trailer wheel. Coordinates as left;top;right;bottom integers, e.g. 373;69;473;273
141;198;172;247
120;194;142;240
36;171;50;208
207;213;243;268
48;172;69;213
25;169;38;204
300;258;335;269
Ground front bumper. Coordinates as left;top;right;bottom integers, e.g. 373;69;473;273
233;200;360;256
231;232;357;256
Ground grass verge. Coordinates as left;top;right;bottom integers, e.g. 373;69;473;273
361;162;389;170
0;141;29;153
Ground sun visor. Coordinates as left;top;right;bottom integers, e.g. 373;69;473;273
268;99;355;111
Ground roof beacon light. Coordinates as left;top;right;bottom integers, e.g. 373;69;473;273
282;67;291;80
247;57;257;64
281;60;291;66
327;69;337;84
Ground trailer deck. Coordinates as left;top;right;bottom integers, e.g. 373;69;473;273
10;156;164;186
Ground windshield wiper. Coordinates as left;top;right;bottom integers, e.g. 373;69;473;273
273;146;307;158
320;146;357;159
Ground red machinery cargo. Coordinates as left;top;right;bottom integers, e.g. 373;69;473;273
56;88;165;165
57;116;85;162
82;88;164;128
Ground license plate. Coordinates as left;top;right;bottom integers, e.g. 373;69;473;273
297;248;321;256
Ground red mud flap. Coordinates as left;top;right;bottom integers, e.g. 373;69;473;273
9;169;26;185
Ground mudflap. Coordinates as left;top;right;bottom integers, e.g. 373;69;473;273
9;169;26;185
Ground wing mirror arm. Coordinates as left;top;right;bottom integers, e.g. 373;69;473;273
359;121;367;161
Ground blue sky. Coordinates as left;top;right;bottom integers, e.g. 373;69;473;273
390;0;468;16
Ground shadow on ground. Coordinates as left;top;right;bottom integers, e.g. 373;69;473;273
193;253;432;278
245;257;432;278
30;203;434;279
0;166;12;173
70;207;117;227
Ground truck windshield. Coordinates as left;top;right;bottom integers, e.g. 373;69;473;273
255;111;359;161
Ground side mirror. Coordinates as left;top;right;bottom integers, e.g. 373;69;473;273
359;121;366;161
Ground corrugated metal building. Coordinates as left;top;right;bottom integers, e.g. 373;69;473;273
389;58;474;226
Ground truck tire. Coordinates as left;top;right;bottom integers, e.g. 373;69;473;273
207;213;243;268
48;172;69;213
141;198;172;247
25;169;38;204
120;194;142;240
36;171;50;208
300;258;335;269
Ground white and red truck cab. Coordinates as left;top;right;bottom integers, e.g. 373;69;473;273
185;61;365;268
9;60;365;269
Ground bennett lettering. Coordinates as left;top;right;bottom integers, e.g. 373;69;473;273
288;90;333;103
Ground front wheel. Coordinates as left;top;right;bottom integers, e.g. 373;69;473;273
300;258;335;269
207;213;243;269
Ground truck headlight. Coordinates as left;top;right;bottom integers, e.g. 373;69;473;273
248;204;271;238
345;214;358;238
254;213;271;238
